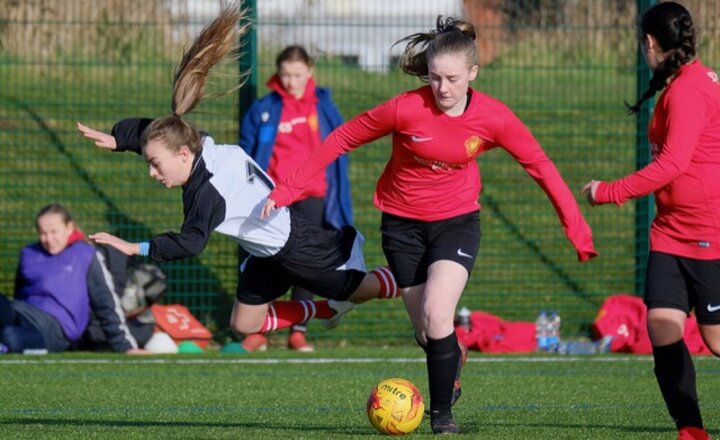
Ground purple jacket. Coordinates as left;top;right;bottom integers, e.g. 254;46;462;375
15;242;95;341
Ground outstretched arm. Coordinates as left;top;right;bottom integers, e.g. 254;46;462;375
264;98;398;217
77;122;117;150
78;118;154;154
90;232;141;256
495;107;597;262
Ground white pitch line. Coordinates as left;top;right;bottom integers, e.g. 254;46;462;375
0;355;680;365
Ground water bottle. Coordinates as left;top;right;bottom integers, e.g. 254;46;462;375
535;311;549;351
456;306;472;331
547;311;561;352
557;340;596;355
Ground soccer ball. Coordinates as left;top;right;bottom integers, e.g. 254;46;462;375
366;378;424;435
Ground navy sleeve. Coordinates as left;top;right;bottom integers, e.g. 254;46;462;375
148;181;226;262
87;253;138;352
239;100;261;156
111;118;155;154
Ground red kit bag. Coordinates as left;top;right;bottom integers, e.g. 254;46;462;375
151;304;213;349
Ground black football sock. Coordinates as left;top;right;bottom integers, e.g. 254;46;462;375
426;332;461;415
652;340;704;429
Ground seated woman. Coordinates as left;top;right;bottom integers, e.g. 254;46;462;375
0;204;145;354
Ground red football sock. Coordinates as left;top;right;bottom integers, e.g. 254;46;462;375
259;300;334;333
372;266;399;299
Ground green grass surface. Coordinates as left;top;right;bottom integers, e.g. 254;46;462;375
1;347;718;439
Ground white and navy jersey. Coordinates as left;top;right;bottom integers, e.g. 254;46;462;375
111;118;292;261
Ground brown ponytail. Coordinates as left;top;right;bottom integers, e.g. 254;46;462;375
142;1;250;153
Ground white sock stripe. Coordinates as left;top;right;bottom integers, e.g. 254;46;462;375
274;305;280;331
308;300;317;320
300;299;310;322
264;305;272;332
379;267;398;298
388;269;398;298
273;307;280;331
373;267;391;298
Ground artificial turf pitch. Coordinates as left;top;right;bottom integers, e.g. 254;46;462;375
0;346;717;439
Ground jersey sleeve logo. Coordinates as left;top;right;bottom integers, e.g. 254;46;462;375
411;135;434;142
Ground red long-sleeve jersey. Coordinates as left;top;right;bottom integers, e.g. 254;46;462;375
595;60;720;259
270;86;596;261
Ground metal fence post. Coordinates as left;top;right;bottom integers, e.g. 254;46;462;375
634;0;656;296
238;0;257;139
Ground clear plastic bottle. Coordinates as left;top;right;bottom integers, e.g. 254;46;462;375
456;306;472;331
557;340;596;355
547;311;561;352
535;311;549;352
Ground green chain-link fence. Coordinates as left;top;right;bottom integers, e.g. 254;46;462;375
1;0;719;345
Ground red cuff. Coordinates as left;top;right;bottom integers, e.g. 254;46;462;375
268;186;292;208
594;181;624;206
577;248;598;262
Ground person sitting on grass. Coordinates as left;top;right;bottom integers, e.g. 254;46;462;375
1;204;146;354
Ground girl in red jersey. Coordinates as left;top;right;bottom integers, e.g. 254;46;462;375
264;17;597;434
583;3;720;440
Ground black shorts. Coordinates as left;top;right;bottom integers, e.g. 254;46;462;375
645;251;720;325
381;211;481;288
236;209;366;305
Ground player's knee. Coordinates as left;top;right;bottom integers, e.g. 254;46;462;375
421;308;453;335
230;319;256;337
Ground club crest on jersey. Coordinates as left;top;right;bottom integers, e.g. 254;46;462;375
465;135;483;157
308;113;319;132
708;71;719;84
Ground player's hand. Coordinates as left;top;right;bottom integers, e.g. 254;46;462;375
77;122;117;150
89;232;139;256
261;198;276;219
581;180;600;206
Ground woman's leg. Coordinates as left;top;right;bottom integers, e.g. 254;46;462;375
230;299;352;336
648;308;705;431
419;260;468;434
0;296;47;353
0;294;16;326
0;308;46;354
347;266;399;303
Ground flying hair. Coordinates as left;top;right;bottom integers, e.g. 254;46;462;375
395;16;477;82
140;1;249;155
172;1;249;117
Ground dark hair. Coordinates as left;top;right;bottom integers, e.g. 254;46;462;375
35;204;73;228
276;45;313;71
141;1;249;154
395;16;477;82
626;2;696;114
